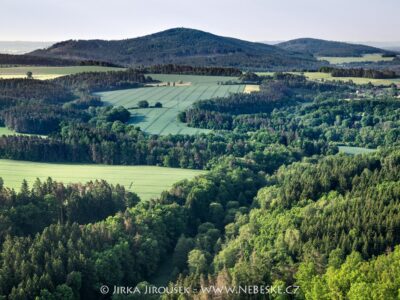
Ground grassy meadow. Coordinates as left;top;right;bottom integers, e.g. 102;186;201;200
316;53;395;64
0;66;124;80
0;159;204;201
98;74;245;135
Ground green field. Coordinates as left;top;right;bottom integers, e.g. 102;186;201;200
98;74;245;135
0;66;124;80
338;146;377;155
317;54;395;64
256;71;400;86
0;126;42;137
302;72;400;86
0;159;204;201
0;127;18;136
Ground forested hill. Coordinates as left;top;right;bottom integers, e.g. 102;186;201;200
276;38;394;57
29;28;324;71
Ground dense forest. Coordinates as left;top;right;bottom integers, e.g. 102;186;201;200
0;63;400;299
0;79;80;133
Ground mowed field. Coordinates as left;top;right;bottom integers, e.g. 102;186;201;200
0;159;205;201
244;84;260;93
0;66;124;80
256;71;400;86
98;74;245;135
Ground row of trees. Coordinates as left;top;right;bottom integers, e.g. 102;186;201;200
0;53;123;67
143;64;242;76
319;66;398;79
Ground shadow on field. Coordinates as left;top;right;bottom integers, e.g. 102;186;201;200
130;114;147;123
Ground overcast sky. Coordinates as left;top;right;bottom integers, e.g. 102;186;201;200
1;0;399;42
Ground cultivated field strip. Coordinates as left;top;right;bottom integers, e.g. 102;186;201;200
0;159;204;201
0;66;123;80
98;74;245;135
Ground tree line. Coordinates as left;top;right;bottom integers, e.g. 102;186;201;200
142;64;242;76
319;66;398;79
0;53;123;67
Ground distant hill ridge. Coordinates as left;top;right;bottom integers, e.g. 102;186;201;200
29;28;324;71
276;38;395;57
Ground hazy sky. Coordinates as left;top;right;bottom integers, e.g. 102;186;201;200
1;0;399;42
